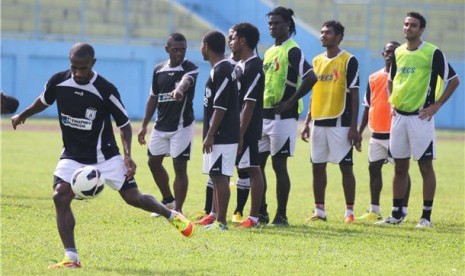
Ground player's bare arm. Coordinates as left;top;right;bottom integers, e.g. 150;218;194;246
301;109;312;142
238;100;255;153
348;87;362;151
11;98;48;129
203;108;226;154
137;96;158;145
171;75;194;101
274;69;317;114
419;76;460;121
120;123;137;179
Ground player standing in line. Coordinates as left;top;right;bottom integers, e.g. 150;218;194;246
302;20;361;224
229;22;265;228
357;41;411;221
11;42;194;269
376;12;460;227
199;31;240;230
260;6;317;226
194;26;253;224
138;33;199;215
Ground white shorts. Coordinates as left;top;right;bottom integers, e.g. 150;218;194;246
389;114;436;160
54;156;127;190
258;116;297;157
310;124;352;164
148;123;194;159
368;137;390;163
203;143;238;177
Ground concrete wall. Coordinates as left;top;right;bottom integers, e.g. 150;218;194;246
2;39;464;129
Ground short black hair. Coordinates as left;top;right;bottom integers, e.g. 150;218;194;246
203;31;225;54
232;22;260;50
169;32;187;42
69;42;94;59
267;6;296;36
322;20;345;40
406;11;426;28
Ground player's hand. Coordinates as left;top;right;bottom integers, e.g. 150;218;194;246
348;127;361;151
301;124;310;142
124;155;137;180
171;89;184;101
203;134;214;154
419;103;440;121
355;132;363;152
274;100;293;114
11;114;26;130
137;127;147;145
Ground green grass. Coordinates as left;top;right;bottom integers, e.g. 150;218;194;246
1;118;464;275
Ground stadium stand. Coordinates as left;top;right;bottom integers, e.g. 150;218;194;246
1;0;212;44
274;0;464;60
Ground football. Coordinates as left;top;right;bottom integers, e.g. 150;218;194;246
71;165;105;199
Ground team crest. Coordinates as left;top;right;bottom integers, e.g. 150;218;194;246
85;108;97;120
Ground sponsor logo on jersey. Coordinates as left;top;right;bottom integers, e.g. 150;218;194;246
158;93;176;102
74;91;84;96
85;108;97;120
61;114;92;130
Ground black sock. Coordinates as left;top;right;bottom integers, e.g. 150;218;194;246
421;200;433;221
204;186;213;214
392;198;403;219
235;188;250;215
259;203;268;216
162;196;175;204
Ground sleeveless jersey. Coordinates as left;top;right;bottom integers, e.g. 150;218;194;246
263;39;305;118
389;42;437;112
311;51;353;119
366;69;391;133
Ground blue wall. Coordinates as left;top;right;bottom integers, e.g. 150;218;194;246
2;41;464;129
1;39;211;121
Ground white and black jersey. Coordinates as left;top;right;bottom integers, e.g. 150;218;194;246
235;54;264;141
203;59;240;144
151;59;199;131
41;70;129;164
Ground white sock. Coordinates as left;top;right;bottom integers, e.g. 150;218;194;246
248;216;259;223
64;250;79;262
370;204;380;214
402;207;408;215
344;208;354;217
315;207;326;218
209;212;217;219
168;211;176;221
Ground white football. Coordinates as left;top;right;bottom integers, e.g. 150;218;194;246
71;165;105;199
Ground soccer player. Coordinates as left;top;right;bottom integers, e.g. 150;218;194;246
376;12;460;227
11;42;194;269
302;20;361;224
357;41;411;221
199;31;240;230
229;22;265;228
260;6;317;226
194;26;251;224
138;33;199;215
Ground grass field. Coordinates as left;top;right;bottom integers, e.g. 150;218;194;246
1;118;464;275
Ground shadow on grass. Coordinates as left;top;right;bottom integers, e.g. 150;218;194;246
1;194;50;201
97;266;209;275
231;220;465;239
